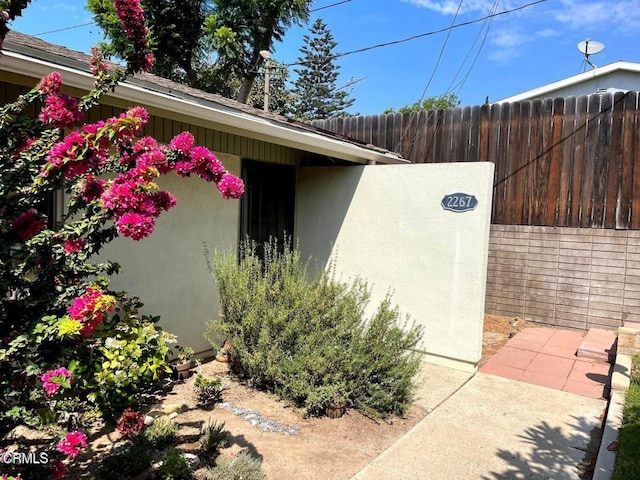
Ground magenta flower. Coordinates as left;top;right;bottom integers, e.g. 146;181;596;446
63;239;87;254
116;212;155;241
90;46;109;77
78;175;107;202
68;286;115;336
217;173;245;199
169;132;195;153
12;209;46;241
39;93;83;130
36;72;62;95
51;459;68;479
41;367;72;397
56;431;87;459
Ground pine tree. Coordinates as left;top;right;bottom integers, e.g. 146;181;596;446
294;18;354;120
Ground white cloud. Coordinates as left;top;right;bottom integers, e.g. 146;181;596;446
402;0;519;15
551;0;640;33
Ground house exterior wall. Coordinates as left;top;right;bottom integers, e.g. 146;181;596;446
296;162;495;372
100;154;241;354
528;71;640;100
486;225;640;330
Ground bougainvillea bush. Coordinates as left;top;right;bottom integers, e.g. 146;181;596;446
0;0;242;476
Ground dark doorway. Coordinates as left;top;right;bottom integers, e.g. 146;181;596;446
240;160;295;256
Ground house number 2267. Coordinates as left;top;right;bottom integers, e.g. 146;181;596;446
441;193;478;213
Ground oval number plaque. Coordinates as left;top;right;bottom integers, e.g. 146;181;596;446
441;193;478;213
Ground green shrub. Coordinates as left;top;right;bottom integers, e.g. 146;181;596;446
145;415;178;448
99;436;152;480
194;374;225;410
204;452;265;480
612;356;640;480
206;238;423;417
199;419;228;452
155;448;192;480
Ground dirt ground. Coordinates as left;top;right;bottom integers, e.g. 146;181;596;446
6;314;524;480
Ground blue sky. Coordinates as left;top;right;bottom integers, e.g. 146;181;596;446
10;0;640;115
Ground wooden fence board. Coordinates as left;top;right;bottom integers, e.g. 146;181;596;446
311;91;640;229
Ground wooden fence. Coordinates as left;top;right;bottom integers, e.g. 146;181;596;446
311;92;640;230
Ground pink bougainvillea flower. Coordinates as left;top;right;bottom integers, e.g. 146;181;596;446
67;286;116;336
36;72;62;95
51;459;68;479
169;131;195;153
90;46;109;77
63;238;87;254
116;212;155;241
12;209;46;241
217;173;245;200
39;93;83;130
78;175;107;202
41;367;72;397
56;431;87;459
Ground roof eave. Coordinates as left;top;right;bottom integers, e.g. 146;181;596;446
0;49;406;165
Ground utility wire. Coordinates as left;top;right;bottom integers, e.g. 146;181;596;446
335;0;548;58
394;0;464;153
310;0;353;13
33;22;94;36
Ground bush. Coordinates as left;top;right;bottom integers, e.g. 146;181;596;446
206;238;423;417
612;355;640;480
99;436;152;480
204;452;265;480
199;419;228;453
193;374;225;410
155;448;192;480
145;415;178;448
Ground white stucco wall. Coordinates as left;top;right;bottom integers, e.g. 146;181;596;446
296;162;495;372
99;153;241;354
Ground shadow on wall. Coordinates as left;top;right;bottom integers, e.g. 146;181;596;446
296;166;364;275
482;415;602;480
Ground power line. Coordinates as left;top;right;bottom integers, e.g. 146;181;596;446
335;0;548;58
310;0;353;13
33;22;95;36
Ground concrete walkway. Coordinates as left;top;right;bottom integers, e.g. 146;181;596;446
352;361;607;480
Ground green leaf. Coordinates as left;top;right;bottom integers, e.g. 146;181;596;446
57;317;82;337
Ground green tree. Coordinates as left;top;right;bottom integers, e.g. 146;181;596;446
383;93;460;114
88;0;311;103
247;60;298;117
293;18;354;121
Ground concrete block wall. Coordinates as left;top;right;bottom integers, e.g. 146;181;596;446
486;225;640;330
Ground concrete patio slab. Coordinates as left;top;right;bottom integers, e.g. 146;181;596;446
352;373;606;480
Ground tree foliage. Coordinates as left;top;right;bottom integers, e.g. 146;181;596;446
0;0;243;452
88;0;311;103
293;18;354;120
384;93;460;114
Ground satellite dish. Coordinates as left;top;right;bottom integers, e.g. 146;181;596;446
577;39;604;69
577;39;605;55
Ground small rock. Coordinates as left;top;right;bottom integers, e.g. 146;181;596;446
183;453;200;470
143;415;155;426
168;412;179;420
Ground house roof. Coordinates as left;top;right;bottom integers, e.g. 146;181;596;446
1;31;405;165
496;61;640;103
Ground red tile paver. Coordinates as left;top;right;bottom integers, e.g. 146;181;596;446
482;326;612;400
539;343;578;359
527;353;575;378
563;380;607;399
479;362;524;380
520;370;567;390
486;346;537;369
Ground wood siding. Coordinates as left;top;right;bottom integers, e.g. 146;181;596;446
312;92;640;230
1;80;301;166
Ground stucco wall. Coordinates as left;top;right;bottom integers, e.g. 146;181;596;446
100;154;241;354
532;71;640;99
296;162;495;372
